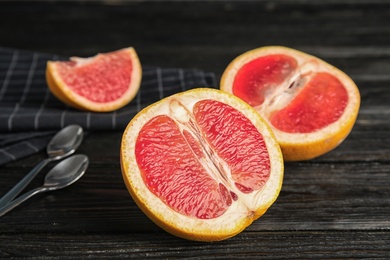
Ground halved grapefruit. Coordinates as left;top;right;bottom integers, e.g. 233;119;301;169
120;88;284;241
46;47;142;112
220;46;360;161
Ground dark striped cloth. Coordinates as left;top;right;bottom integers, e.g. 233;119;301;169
0;47;216;166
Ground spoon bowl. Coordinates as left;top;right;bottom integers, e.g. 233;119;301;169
47;125;83;159
0;154;89;217
44;154;89;190
0;125;84;206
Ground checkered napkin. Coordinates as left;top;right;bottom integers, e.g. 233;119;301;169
0;47;216;166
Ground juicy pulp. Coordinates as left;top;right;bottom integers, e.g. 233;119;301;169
135;99;271;219
56;50;133;103
233;54;297;107
270;72;348;133
232;54;349;133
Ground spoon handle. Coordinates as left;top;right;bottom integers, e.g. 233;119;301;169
0;187;48;217
0;158;50;207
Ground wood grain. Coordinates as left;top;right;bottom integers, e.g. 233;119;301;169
0;0;390;258
0;232;389;258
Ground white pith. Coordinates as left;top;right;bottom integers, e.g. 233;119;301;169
49;47;142;112
168;99;235;198
221;46;360;146
121;89;284;236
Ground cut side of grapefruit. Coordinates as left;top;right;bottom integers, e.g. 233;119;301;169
220;46;360;161
46;47;142;112
120;88;284;241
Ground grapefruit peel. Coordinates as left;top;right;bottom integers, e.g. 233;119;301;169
46;47;142;112
220;46;360;161
121;88;284;242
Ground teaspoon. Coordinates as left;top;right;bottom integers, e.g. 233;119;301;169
0;125;83;207
0;154;89;217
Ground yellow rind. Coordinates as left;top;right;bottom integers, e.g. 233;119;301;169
120;88;284;242
220;46;361;161
46;47;142;112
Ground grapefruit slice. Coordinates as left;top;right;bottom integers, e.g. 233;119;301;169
120;88;284;241
220;46;360;161
46;47;142;112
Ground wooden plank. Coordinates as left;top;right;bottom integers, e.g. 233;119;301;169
0;1;389;258
0;1;390;73
0;231;389;258
1;159;389;233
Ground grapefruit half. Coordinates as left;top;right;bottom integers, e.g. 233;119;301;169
120;88;284;241
46;47;142;112
220;46;360;161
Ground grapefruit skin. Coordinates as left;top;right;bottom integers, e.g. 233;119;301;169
220;46;361;161
121;88;284;242
46;47;142;112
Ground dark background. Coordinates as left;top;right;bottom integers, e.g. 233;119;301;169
1;1;390;258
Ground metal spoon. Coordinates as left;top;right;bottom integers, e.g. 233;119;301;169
0;125;83;207
0;154;89;217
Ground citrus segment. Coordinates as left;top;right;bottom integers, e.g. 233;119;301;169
233;54;297;107
56;52;133;103
46;47;142;112
121;88;284;241
270;72;348;133
220;46;360;161
193;100;270;193
135;114;227;220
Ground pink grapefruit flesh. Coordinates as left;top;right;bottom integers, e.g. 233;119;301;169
232;54;348;133
56;51;133;103
233;54;298;107
135;99;271;219
46;47;142;112
270;72;348;133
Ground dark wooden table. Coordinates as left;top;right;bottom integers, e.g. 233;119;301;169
1;1;390;258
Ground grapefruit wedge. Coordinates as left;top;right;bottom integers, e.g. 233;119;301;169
121;88;284;241
220;46;360;161
46;47;142;112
